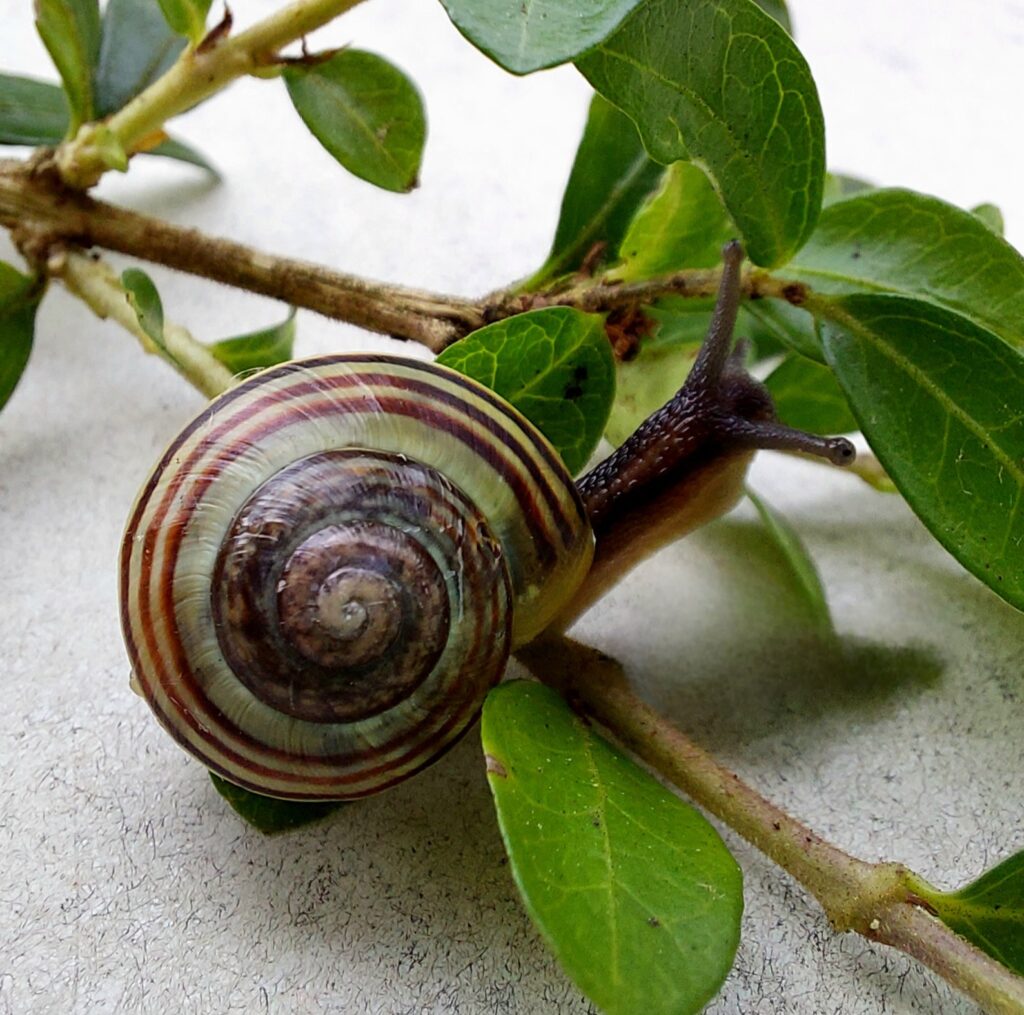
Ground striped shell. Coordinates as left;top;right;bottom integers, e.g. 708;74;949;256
120;355;593;800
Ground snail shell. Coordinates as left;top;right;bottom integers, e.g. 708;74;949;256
120;355;593;800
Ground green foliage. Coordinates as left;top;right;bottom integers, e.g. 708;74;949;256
156;0;213;43
34;0;101;133
745;489;833;636
789;189;1024;351
209;773;344;835
121;267;165;345
438;307;614;475
971;202;1004;236
820;294;1024;612
753;0;791;32
610;161;732;280
525;94;662;289
604;337;698;446
0;263;44;411
0;73;69;145
764;354;858;435
914;852;1024;976
482;681;743;1015
438;0;643;74
208;309;297;376
284;50;426;194
0;73;214;172
95;0;185;116
577;0;824;267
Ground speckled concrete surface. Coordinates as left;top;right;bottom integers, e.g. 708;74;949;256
2;2;1023;1012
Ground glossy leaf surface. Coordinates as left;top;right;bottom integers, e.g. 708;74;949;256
208;309;296;376
157;0;212;42
209;773;343;835
526;93;662;289
820;294;1024;611
439;0;643;74
611;161;732;280
121;268;165;345
0;73;214;172
0;264;43;411
439;307;614;475
482;681;743;1015
746;489;833;636
284;50;426;193
764;353;858;435
789;189;1024;350
577;0;825;267
0;73;69;145
34;0;101;132
915;852;1024;976
95;0;185;116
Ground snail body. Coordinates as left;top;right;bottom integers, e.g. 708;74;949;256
121;243;854;801
121;355;592;799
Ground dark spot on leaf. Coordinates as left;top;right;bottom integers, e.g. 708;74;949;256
485;754;508;778
564;382;584;400
591;814;601;829
648;916;660;928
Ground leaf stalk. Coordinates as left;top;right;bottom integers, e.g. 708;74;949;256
54;0;368;189
517;636;1024;1015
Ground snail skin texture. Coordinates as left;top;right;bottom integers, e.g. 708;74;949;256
121;242;854;801
121;355;593;800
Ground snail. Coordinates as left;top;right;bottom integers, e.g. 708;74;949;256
120;242;854;800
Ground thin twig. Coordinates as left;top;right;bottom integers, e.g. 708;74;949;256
516;635;1024;1015
0;160;482;352
51;248;235;398
56;0;368;188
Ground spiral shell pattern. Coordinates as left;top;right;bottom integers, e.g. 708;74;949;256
121;355;593;799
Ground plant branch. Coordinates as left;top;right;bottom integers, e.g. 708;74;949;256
1;161;808;354
51;247;235;398
0;160;482;353
56;0;368;189
516;636;1024;1015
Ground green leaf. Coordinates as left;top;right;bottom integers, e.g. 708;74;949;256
95;0;185;117
525;94;662;290
439;0;643;75
753;0;791;33
913;852;1024;976
605;337;698;446
156;0;212;43
819;294;1024;612
764;353;858;435
208;309;296;376
610;161;733;280
788;189;1024;350
209;772;344;835
577;0;825;267
742;299;821;361
121;267;165;344
148;136;219;175
34;0;101;133
0;264;44;412
971;202;1004;236
0;73;215;175
284;50;426;194
437;307;615;475
745;489;833;636
482;681;743;1015
821;172;874;207
0;73;68;145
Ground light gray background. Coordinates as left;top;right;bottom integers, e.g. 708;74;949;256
2;2;1023;1012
